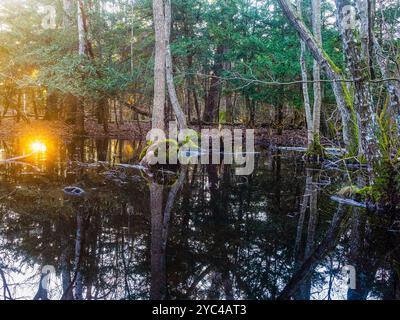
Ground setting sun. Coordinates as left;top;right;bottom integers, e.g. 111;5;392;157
30;141;47;153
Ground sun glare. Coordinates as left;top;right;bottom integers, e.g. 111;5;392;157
30;141;47;153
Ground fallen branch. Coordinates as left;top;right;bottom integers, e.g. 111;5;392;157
276;146;346;155
122;102;151;117
0;153;34;163
330;196;366;208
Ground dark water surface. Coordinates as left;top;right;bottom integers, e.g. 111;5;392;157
0;137;399;300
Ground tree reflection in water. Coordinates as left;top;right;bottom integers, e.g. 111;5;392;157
0;138;399;300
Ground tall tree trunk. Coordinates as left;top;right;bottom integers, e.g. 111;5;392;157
75;0;86;135
16;91;22;123
336;0;379;173
373;37;400;128
31;89;39;120
152;0;166;130
185;53;194;123
62;0;74;28
193;89;201;128
44;91;58;121
164;0;187;129
311;0;322;147
203;46;224;123
296;0;313;146
222;47;233;124
277;0;359;155
62;0;79;125
96;98;109;133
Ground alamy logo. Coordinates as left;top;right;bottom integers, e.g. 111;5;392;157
341;265;356;289
41;265;56;291
341;5;359;30
40;6;56;30
144;123;255;176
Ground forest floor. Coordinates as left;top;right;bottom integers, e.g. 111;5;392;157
0;118;336;148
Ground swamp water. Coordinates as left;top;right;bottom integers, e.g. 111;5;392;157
0;137;399;300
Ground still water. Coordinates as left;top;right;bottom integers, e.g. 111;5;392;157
0;137;399;300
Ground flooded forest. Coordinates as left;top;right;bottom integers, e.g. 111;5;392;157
1;0;400;301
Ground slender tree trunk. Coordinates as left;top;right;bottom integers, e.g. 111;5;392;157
31;89;39;120
203;46;224;123
97;98;109;133
164;0;187;129
16;91;21;122
193;89;201;128
152;0;166;131
311;0;322;147
62;0;74;28
373;37;400;128
277;0;359;155
75;0;86;135
61;0;79;125
296;0;313;146
222;47;233;124
44;91;58;121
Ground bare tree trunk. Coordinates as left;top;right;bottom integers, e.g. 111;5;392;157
222;47;233;124
97;98;109;133
336;0;379;173
164;0;187;129
193;89;201;128
277;0;359;155
311;0;322;146
373;38;400;118
78;1;85;57
152;0;166;130
355;0;374;79
62;0;74;28
203;46;224;123
44;91;58;121
75;0;86;135
367;0;400;129
31;89;39;120
63;0;79;125
296;0;313;146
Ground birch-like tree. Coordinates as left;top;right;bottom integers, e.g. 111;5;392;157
152;0;166;131
277;0;359;157
311;0;322;153
296;0;313;148
152;0;187;131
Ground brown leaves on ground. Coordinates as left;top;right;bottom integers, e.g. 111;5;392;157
0;118;330;149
